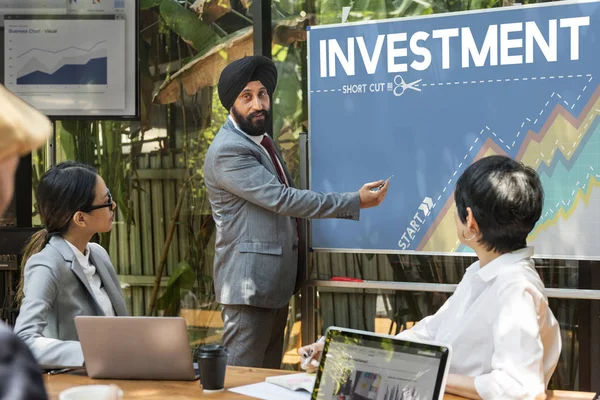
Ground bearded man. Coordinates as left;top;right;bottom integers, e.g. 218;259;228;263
204;55;389;368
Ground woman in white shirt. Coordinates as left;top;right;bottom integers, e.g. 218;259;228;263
300;155;561;400
14;161;128;367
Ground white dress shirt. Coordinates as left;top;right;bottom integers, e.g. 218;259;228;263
65;240;115;317
397;247;561;400
228;115;289;186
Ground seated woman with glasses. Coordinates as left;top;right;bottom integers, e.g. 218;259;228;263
300;155;561;400
14;161;128;367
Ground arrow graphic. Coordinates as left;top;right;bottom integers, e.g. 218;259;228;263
419;197;434;217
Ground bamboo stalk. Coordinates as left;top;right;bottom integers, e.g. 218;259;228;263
147;80;190;316
147;177;189;316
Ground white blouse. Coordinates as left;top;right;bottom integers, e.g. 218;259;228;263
65;240;115;317
397;247;561;400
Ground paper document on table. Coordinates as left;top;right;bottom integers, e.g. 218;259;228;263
228;382;312;400
265;372;315;392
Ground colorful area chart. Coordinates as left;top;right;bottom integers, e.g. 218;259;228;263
421;84;600;257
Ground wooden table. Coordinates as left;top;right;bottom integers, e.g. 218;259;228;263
45;366;596;400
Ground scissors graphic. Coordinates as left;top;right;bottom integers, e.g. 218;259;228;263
393;75;422;96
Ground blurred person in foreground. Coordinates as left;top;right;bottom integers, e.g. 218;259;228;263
0;84;52;400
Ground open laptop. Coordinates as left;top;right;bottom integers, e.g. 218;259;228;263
75;316;197;380
311;327;452;400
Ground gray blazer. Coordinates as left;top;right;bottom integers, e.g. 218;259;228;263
204;119;360;308
14;236;128;367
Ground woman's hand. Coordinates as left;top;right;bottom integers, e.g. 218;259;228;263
297;340;325;374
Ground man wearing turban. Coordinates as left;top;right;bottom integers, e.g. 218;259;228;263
204;56;390;368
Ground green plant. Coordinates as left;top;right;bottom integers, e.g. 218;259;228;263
56;121;140;250
153;87;226;316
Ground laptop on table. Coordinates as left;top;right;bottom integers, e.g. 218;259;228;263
75;316;197;381
311;327;452;400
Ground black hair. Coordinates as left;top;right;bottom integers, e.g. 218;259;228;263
454;155;544;254
18;161;98;302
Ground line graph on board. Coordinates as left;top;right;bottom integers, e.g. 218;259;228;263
15;40;108;85
419;79;600;258
4;18;125;112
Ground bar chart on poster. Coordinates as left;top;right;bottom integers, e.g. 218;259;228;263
4;17;125;113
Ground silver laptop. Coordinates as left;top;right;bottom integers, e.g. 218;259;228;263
75;316;197;380
312;327;452;400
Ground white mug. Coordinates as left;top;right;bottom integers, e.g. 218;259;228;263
59;384;123;400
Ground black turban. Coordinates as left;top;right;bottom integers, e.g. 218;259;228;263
217;55;278;111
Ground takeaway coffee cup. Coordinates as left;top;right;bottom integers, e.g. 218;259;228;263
198;345;228;391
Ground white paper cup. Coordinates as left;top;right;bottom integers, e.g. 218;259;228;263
59;385;123;400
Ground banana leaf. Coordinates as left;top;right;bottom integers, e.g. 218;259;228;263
159;0;220;52
140;0;163;9
157;260;196;316
190;0;232;24
152;26;253;104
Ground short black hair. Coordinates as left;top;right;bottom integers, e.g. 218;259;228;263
454;155;544;254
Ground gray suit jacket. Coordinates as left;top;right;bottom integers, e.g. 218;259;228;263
204;119;360;308
14;236;128;367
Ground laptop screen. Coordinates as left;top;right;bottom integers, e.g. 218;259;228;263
312;327;451;400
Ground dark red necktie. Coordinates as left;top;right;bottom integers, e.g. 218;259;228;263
260;135;288;186
260;135;301;254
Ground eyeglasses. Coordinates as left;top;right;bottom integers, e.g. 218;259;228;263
82;190;113;213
